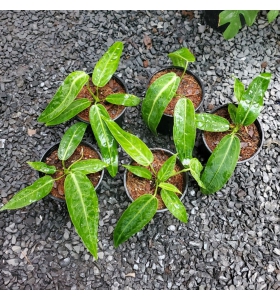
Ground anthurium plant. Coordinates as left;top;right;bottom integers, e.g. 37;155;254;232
141;47;196;135
0;122;108;260
37;41;140;178
199;73;271;194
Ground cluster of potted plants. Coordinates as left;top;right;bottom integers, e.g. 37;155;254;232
0;41;272;258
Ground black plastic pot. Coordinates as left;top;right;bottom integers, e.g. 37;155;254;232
123;148;188;213
203;10;245;33
145;66;205;135
39;141;105;203
76;73;128;128
201;103;264;164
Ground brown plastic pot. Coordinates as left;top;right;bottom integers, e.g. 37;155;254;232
39;141;104;203
201;103;264;164
145;66;205;135
123;148;188;213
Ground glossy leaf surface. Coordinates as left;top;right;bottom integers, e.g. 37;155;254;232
234;77;245;101
0;176;54;211
105;94;140;106
38;71;89;123
103;118;153;167
161;189;188;223
113;194;158;247
157;154;177;182
267;10;279;23
235;73;271;126
142;72;180;135
45;98;91;126
89;104;118;177
58;122;88;161
64;172;99;259
70;159;107;175
92;41;123;87
27;161;56;174
189;158;206;189
174;98;195;163
219;10;259;40
201;134;240;195
123;165;152;180
228;103;237;124
159;182;182;194
168;47;195;69
196;113;230;132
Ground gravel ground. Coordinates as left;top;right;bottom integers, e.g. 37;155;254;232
0;10;280;290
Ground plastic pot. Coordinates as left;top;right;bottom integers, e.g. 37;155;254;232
123;147;188;213
39;141;105;203
145;66;205;135
201;103;264;164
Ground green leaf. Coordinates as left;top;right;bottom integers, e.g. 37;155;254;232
159;182;182;194
0;176;54;211
123;165;152;180
58;122;88;161
160;189;188;223
105;94;140;106
92;41;124;87
113;194;158;247
200;134;240;195
38;71;89;123
235;73;271;126
103;118;153;167
189;158;206;189
142;72;180;135
168;47;195;70
195;113;230;132
45;98;91;126
70;159;108;175
157;154;177;182
228;103;237;124
65;172;99;259
234;77;245;101
174;98;196;163
267;10;279;23
27;161;56;174
89;104;118;177
219;10;259;40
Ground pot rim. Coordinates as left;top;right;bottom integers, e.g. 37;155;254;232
76;73;128;124
39;140;105;202
201;103;264;164
146;65;205;114
123;147;188;213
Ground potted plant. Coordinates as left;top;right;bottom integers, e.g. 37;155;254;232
0;122;108;260
141;47;205;135
37;41;141;178
199;72;271;194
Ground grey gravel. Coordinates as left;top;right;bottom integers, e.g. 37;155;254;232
0;10;280;290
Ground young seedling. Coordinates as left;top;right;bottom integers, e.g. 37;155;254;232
37;41;140;177
0;122;108;260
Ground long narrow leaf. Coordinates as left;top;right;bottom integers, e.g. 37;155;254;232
58;122;88;161
38;71;89;123
234;77;245;101
161;189;188;223
89;104;118;177
157;154;177;182
103;118;153;167
174;98;196;164
142;72;180;135
105;94;140;106
195;113;230;132
123;165;152;180
159;182;182;194
45;98;91;126
92;41;124;87
113;194;158;247
201;134;240;194
70;159;108;175
235;73;271;126
65;172;99;259
0;176;54;211
27;161;56;174
189;158;206;189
